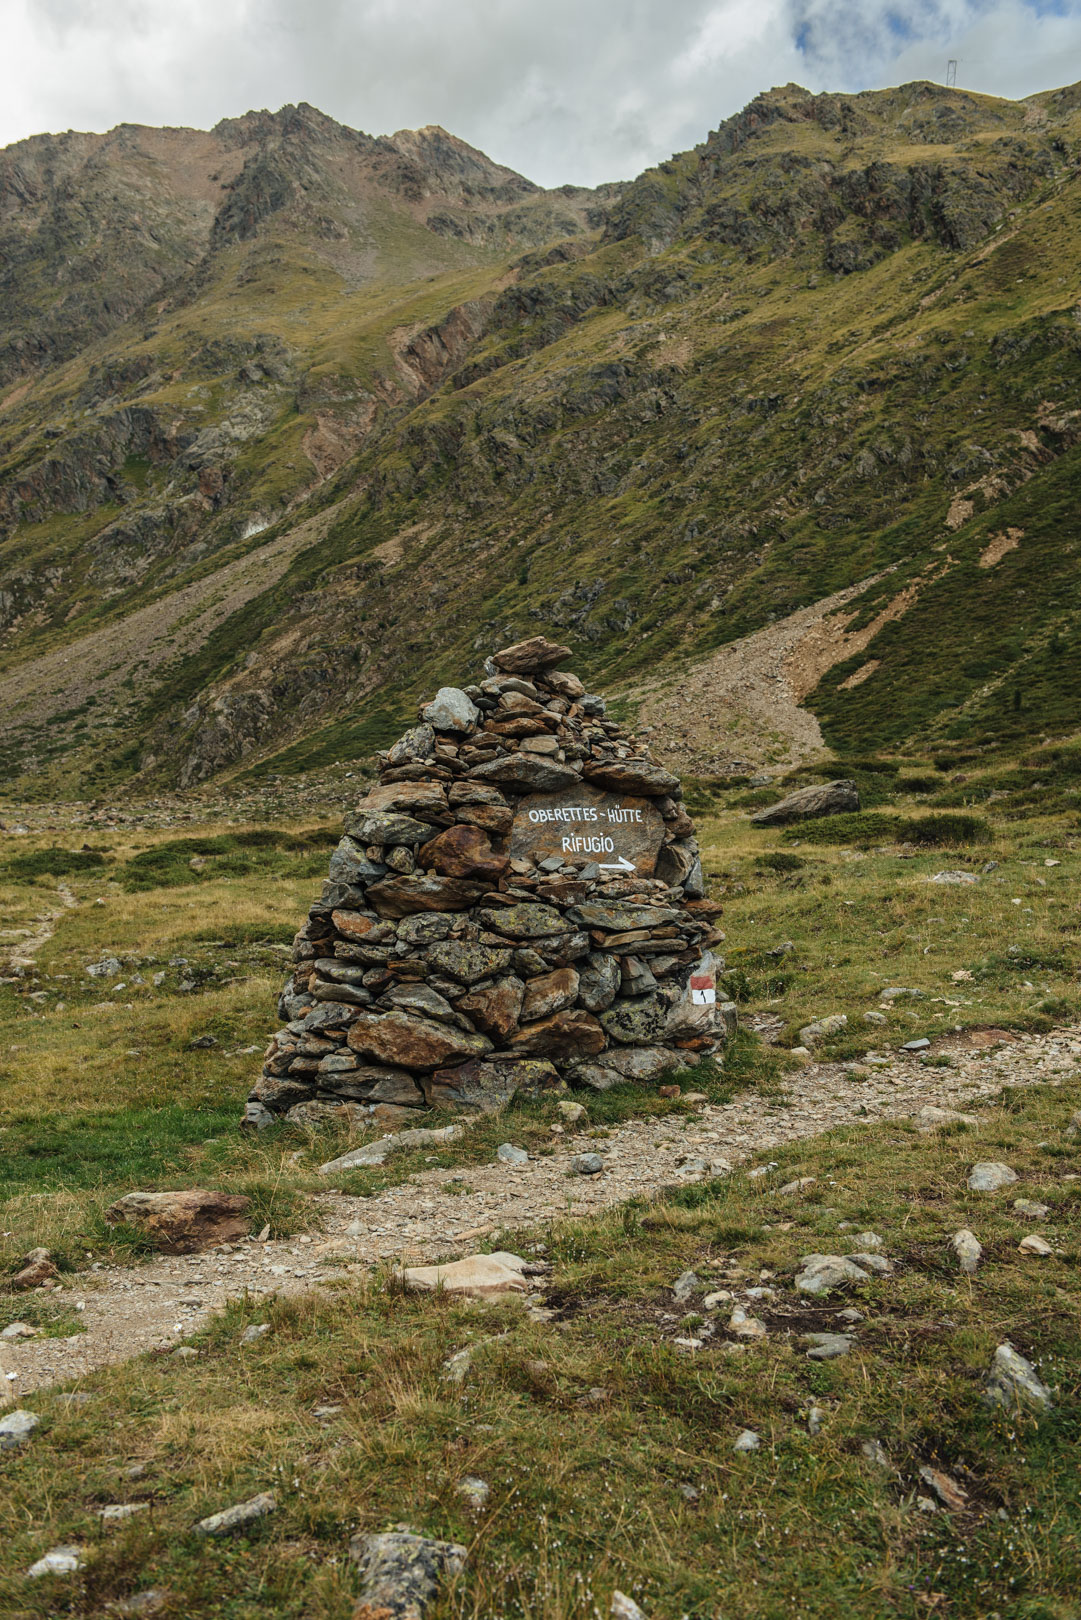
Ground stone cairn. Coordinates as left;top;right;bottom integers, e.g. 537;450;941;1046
246;636;730;1132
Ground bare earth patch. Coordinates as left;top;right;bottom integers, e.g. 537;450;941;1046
979;528;1024;569
629;573;895;774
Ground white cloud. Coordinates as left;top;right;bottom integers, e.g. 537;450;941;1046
1;0;1079;185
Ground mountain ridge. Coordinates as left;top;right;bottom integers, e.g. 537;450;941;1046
1;78;1079;795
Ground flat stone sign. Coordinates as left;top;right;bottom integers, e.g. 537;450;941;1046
510;786;665;875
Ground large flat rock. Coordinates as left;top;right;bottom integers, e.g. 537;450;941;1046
347;1011;492;1070
510;785;665;874
104;1189;250;1253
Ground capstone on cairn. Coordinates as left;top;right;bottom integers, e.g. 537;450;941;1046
246;637;730;1130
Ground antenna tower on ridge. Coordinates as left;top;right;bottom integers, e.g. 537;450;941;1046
946;58;958;88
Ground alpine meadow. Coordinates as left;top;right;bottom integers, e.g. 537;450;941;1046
0;72;1079;1620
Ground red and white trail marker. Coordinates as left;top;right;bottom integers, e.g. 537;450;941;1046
690;973;716;1006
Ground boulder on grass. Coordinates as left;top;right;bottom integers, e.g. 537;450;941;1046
750;780;860;826
350;1527;467;1620
398;1251;530;1296
11;1247;58;1290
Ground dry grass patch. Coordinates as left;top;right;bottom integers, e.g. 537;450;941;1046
0;1079;1077;1616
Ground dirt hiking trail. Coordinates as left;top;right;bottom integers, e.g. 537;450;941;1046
3;1025;1076;1398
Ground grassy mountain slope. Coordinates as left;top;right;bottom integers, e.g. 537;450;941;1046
1;80;1079;793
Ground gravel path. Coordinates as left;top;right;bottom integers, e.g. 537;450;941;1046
2;882;77;974
3;1025;1077;1398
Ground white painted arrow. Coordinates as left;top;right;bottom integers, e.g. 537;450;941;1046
598;855;636;873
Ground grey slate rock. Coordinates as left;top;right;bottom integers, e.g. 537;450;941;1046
611;1592;648;1620
968;1161;1018;1192
381;982;463;1026
795;1254;871;1295
951;1229;982;1273
242;1100;276;1130
319;1123;465;1174
468;754;579;793
750;779;860;825
985;1343;1052;1412
350;810;433;847
0;1409;40;1449
292;1001;362;1032
803;1332;855;1360
87;956;122;978
598;996;668;1045
421;687;479;732
577;952;621;1012
328;836;387;886
672;1269;700;1303
350;1526;467;1619
798;1013;848;1045
195;1492;277;1537
386;724;436;766
573;1152;604;1175
27;1545;85;1577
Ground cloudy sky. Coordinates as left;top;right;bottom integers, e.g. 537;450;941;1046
4;0;1080;185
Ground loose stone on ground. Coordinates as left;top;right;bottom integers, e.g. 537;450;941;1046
195;1492;277;1537
350;1527;467;1620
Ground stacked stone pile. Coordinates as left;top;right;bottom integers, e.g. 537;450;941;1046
246;636;729;1131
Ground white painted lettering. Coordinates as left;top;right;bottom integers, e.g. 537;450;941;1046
530;805;601;824
561;834;616;854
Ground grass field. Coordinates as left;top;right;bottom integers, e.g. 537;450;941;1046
0;757;1077;1263
0;1077;1077;1617
0;754;1078;1616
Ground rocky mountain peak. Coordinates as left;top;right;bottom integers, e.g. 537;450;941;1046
383;124;540;199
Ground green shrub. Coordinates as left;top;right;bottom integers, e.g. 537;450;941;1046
181;923;298;947
840;758;899;775
118;829;332;891
3;846;112;880
782;808;991;847
902;812;992;846
1037;995;1075;1018
783;812;898;846
975;947;1072;985
896;775;937;793
754;852;806;873
933;752;982;771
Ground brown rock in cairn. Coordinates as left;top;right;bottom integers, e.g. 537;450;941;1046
246;638;729;1129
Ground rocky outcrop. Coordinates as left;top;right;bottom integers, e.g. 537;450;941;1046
248;638;728;1129
607;80;1055;267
